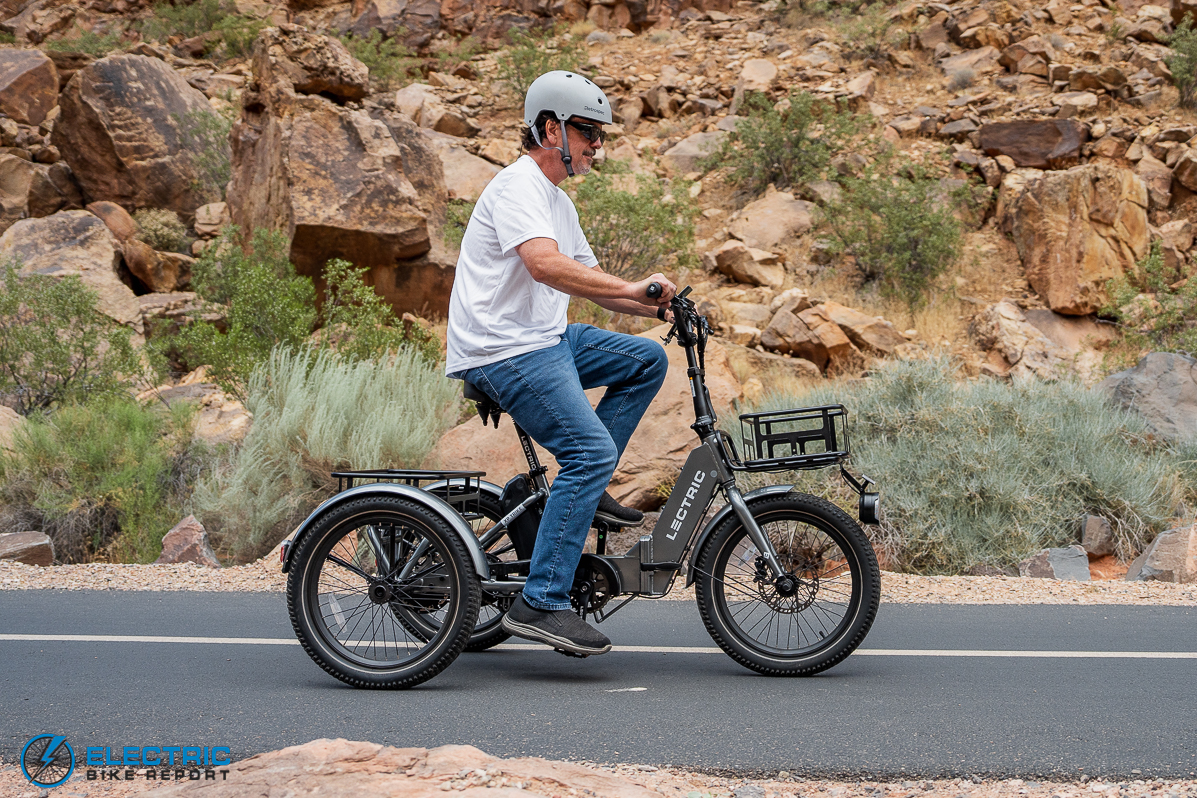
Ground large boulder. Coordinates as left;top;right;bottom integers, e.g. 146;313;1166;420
969;299;1075;380
154;515;220;567
1004;163;1149;315
711;239;784;288
0;210;141;330
0;531;54;567
659;131;726;175
349;0;442;48
0;154;83;234
229;26;447;315
426;325;742;510
979;120;1088;169
1125;522;1196;583
727;186;815;251
1018;545;1091;580
425;132;500;202
51;54;220;216
817;301;905;356
0;48;58;125
1098;352;1197;442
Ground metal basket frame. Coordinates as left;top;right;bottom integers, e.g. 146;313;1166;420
735;404;850;472
330;469;485;519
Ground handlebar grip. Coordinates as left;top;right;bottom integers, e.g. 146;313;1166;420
646;282;662;299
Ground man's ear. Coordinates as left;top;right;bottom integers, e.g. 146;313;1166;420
544;118;564;146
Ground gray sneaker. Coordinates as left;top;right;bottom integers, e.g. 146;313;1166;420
501;595;612;656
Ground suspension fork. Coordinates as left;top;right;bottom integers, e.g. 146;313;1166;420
707;437;787;580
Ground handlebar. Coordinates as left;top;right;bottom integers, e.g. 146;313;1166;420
646;282;662;300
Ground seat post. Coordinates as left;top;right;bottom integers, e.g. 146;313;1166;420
513;422;550;490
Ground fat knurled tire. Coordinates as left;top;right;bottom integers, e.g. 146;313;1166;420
287;495;480;689
693;491;880;676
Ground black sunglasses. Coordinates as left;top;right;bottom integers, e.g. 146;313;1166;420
565;120;605;144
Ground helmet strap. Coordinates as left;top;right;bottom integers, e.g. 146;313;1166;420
528;118;575;178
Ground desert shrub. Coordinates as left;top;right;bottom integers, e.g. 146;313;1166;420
443;199;475;249
42;28;123;55
572;163;699;280
703;89;859;197
496;25;586;97
165;228;437;398
173;107;234;203
0;399;201;563
192;346;461;561
838;1;900;59
212;13;264;58
319;258;440;364
165;229;316;399
947;67;975;92
134;208;190;252
432;35;481;74
0;264;144;415
0;32;16;45
142;0;227;40
1168;17;1197;108
745;357;1189;574
1102;240;1197;367
823;170;968;312
338;30;420;90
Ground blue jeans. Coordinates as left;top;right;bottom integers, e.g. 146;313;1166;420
461;324;668;610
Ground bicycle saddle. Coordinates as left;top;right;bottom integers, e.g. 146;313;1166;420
464;381;503;427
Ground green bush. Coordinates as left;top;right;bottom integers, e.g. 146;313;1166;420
838;1;900;60
823;170;968;312
42;28;123;55
433;35;481;74
134;208;190;252
0;32;16;45
173;107;234;203
0;265;144;415
141;0;263;59
1168;17;1197;108
338;30;420;90
0;398;201;563
319;258;440;364
192;346;461;561
166;229;316;399
1102;239;1197;368
164;229;439;398
746;357;1188;574
443;199;475;250
703;89;859;197
572;163;699;281
496;26;586;97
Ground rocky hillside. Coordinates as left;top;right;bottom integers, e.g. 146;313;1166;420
2;0;1196;389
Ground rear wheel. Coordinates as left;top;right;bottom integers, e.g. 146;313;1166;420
693;492;880;676
287;495;480;689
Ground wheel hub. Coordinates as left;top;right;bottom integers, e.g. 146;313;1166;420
773;574;799;597
367;580;392;604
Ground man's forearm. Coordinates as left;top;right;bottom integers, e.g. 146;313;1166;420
589;295;660;318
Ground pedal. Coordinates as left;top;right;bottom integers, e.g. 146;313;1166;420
553;648;590;659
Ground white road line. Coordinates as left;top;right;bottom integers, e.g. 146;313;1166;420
3;634;1197;659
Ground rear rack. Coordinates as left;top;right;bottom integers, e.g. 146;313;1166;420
331;469;485;519
732;404;850;473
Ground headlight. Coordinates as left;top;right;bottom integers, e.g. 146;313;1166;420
859;492;880;526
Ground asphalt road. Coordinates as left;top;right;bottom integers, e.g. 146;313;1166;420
1;591;1195;780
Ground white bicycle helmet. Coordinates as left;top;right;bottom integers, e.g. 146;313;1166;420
524;70;613;176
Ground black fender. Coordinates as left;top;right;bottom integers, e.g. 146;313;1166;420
280;482;491;578
684;484;795;587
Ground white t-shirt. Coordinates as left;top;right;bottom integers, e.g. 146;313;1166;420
445;155;597;375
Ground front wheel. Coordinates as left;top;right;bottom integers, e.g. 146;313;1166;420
693;492;880;676
286;495;480;689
